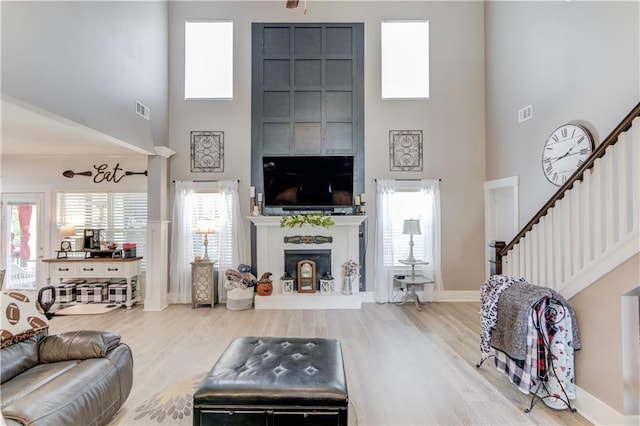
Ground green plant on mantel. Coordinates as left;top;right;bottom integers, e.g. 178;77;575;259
280;213;335;228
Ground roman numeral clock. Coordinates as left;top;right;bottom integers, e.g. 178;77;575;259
542;123;594;186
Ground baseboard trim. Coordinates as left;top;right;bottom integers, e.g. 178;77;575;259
574;385;639;425
438;290;479;302
361;291;479;303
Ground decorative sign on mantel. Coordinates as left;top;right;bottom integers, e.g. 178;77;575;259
62;163;147;184
283;235;333;245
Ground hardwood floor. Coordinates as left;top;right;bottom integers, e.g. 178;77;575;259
48;302;592;425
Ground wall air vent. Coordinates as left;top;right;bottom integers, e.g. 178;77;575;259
136;100;150;120
517;104;532;123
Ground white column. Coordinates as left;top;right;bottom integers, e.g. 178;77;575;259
144;220;169;311
144;146;175;311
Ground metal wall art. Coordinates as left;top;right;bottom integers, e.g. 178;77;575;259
191;131;224;172
389;130;423;171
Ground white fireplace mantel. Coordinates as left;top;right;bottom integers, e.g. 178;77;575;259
249;215;366;309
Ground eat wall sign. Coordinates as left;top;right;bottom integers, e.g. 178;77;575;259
62;163;147;184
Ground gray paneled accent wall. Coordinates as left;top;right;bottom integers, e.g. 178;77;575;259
251;23;365;202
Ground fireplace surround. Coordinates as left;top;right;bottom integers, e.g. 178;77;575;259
249;215;366;309
284;249;331;293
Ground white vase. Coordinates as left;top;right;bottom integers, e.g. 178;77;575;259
342;276;354;295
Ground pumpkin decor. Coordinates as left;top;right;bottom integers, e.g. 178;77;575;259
256;272;273;296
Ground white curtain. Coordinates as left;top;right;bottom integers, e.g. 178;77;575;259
169;181;194;303
373;179;442;303
419;179;443;295
373;179;397;303
218;180;247;302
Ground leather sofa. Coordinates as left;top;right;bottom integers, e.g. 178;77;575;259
0;291;133;425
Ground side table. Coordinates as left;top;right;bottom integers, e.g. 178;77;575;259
191;261;217;308
393;275;434;311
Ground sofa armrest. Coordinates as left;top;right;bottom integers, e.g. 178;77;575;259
39;330;121;362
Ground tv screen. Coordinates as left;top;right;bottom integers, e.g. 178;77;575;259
263;156;354;209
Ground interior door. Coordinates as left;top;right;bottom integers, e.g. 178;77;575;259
484;177;519;278
1;193;45;290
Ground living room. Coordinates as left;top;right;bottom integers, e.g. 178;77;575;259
1;1;639;425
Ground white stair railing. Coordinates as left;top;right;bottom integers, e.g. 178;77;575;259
501;114;639;298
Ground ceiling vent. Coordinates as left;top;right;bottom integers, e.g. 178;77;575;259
136;100;150;120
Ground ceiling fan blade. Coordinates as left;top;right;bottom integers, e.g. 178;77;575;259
286;0;299;8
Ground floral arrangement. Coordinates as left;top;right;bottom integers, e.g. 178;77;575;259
341;259;360;278
340;259;359;295
280;213;335;228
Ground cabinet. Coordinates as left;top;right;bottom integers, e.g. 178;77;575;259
191;262;217;308
43;257;141;309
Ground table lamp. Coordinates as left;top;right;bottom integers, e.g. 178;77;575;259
59;225;76;251
196;220;216;262
402;219;421;263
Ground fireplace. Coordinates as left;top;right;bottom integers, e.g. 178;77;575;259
249;215;366;309
284;249;331;292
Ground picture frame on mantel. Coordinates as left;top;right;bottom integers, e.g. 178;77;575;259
191;131;224;172
389;130;423;171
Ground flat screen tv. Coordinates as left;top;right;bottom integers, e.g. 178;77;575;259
263;156;354;210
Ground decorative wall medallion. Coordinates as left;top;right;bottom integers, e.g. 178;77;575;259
283;235;333;244
389;130;423;171
191;131;224;172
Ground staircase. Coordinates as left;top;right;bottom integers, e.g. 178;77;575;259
498;103;640;298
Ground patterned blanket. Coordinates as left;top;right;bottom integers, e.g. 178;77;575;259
479;275;526;360
491;281;580;360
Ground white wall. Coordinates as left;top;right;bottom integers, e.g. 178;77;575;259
167;1;487;292
1;1;169;152
485;0;640;226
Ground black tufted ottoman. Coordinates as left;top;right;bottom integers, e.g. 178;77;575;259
193;336;348;425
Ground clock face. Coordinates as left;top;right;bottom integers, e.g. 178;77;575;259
542;123;594;186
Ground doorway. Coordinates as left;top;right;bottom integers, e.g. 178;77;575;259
484;176;519;278
1;193;46;290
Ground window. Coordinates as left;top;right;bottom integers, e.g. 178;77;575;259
170;180;244;304
383;189;435;268
189;191;223;262
56;192;147;268
381;21;429;99
374;179;440;303
185;21;233;99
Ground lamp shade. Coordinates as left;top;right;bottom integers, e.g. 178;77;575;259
402;219;421;235
59;225;76;238
196;220;216;234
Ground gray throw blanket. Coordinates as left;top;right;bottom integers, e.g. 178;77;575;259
491;281;581;360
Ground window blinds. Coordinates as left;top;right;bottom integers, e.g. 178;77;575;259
56;192;147;268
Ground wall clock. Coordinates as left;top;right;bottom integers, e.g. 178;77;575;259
542;123;594;186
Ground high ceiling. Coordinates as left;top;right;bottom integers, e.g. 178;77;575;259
1;97;152;156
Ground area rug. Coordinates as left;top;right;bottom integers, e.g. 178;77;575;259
55;303;123;316
126;372;206;424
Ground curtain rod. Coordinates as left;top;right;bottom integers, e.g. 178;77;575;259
374;178;442;182
172;179;240;183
